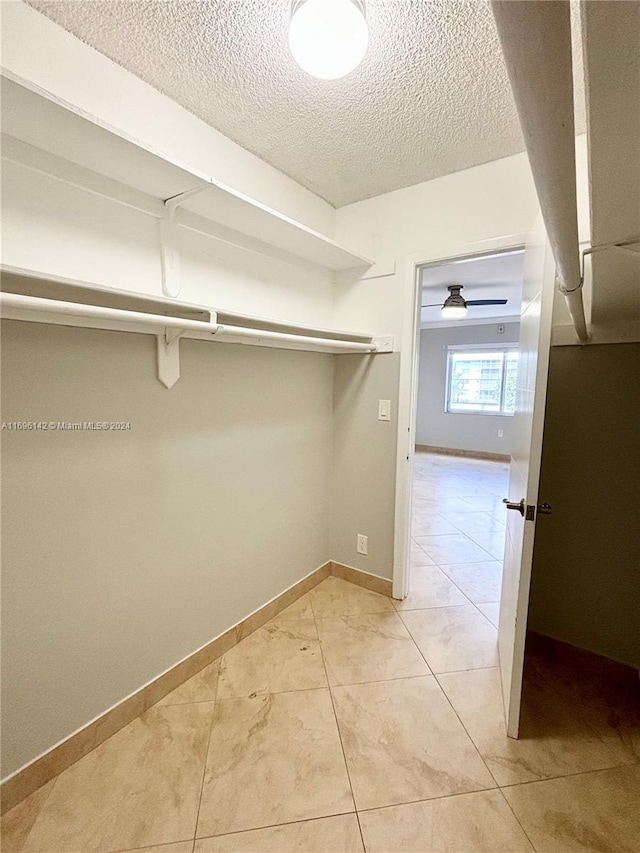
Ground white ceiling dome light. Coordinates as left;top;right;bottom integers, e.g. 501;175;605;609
289;0;369;80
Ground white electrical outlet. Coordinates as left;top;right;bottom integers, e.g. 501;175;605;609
356;534;368;555
498;429;504;438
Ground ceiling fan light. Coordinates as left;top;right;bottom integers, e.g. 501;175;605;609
289;0;369;80
441;304;468;319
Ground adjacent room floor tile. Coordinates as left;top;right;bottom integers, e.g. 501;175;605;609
217;618;326;699
195;814;363;852
393;565;468;610
359;789;534;853
316;612;430;686
157;659;220;706
440;561;503;604
331;675;495;810
401;605;498;673
410;541;436;567
410;514;460;536
460;494;508;514
414;534;494;565
413;495;476;514
0;781;55;853
476;600;500;627
438;667;622;786
196;689;353;838
307;577;394;618
440;510;506;537
442;482;496;499
22;703;214;853
503;765;640;853
468;531;506;560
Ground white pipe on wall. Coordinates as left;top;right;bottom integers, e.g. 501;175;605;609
491;0;590;343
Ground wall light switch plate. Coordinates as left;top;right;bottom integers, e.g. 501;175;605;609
357;534;368;555
498;429;504;438
378;399;391;421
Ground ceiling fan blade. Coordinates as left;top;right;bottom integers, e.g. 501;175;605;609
465;299;508;306
422;298;508;308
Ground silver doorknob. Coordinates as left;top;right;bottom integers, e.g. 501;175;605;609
503;498;524;515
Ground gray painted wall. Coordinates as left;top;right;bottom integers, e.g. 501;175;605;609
331;353;400;580
1;321;333;777
529;343;640;668
415;323;520;455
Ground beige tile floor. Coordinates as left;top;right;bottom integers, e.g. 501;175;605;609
3;452;639;852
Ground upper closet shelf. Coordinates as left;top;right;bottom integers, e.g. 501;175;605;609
1;77;373;273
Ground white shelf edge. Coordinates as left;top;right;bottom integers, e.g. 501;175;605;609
0;266;375;344
1;73;374;273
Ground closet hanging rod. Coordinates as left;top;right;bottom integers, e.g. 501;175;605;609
0;292;219;335
212;325;377;352
0;293;379;353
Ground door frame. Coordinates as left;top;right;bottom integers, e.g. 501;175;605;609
392;231;530;600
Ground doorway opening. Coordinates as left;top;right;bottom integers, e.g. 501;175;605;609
401;248;525;668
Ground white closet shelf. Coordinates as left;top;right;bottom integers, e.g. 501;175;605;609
1;269;393;389
1;76;373;273
0;267;376;343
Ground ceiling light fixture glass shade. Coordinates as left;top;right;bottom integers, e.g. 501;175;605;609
289;0;369;80
441;304;468;319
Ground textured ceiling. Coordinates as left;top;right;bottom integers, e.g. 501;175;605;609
26;1;578;207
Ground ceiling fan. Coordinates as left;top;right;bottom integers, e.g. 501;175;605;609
422;285;508;319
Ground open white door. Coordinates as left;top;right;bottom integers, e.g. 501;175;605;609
498;215;555;738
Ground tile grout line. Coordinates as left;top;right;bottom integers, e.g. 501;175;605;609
312;581;516;840
313;600;367;853
392;570;503;795
111;836;196;853
437;568;501;630
194;583;390;849
351;782;505;818
353;787;514;817
189;665;221;849
433;666;500;788
187;809;359;846
404;562;493;616
491;762;640;850
431;665;631;792
396;605;498;662
395;476;507;799
410;516;502;627
6;769;59;852
400;459;512;808
498;762;638;790
495;786;540;852
431;670;503;791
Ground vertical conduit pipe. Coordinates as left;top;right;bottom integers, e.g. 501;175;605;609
491;0;590;342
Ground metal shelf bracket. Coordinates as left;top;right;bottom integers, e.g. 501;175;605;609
157;329;185;389
160;186;211;298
